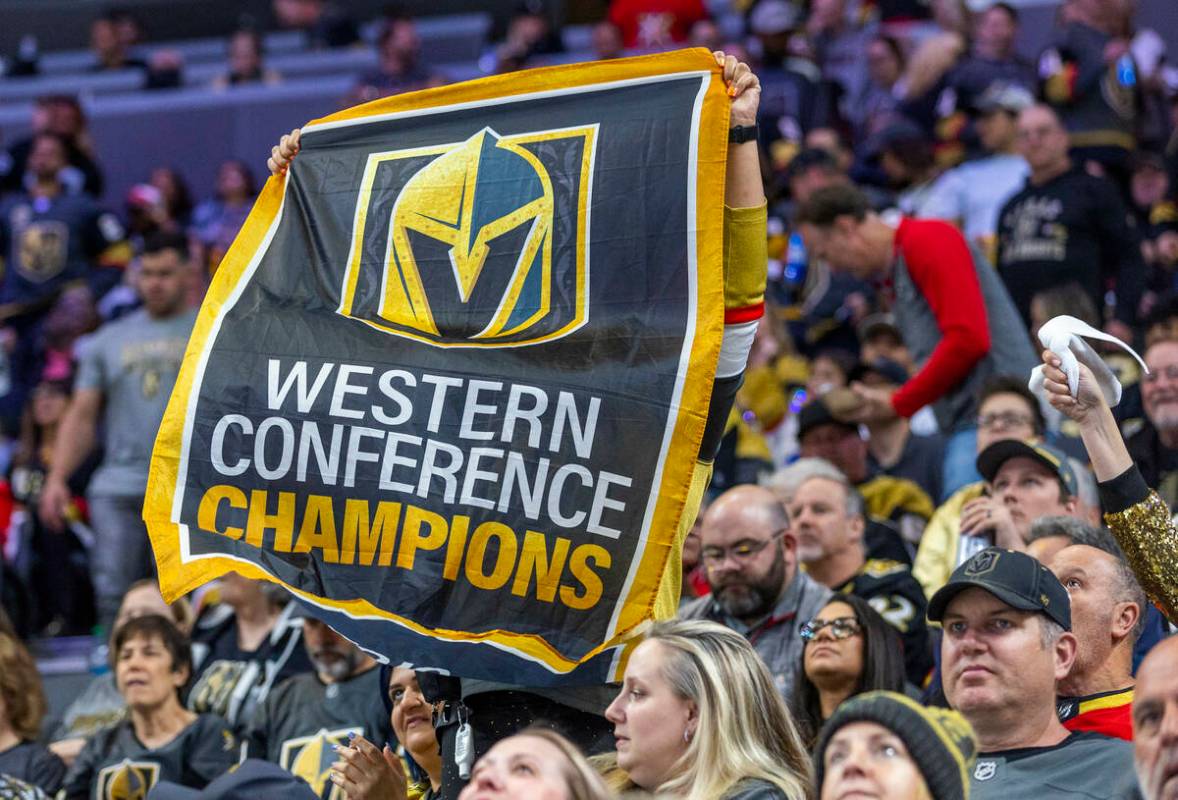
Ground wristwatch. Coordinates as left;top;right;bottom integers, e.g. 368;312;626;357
728;124;758;144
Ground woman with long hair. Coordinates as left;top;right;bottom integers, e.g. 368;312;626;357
791;595;907;748
0;633;65;793
605;618;812;800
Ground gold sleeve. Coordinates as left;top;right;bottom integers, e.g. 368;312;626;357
1104;491;1178;624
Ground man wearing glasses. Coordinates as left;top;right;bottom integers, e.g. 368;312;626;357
1126;339;1178;509
679;484;832;698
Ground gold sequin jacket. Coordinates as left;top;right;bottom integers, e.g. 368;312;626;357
1100;466;1178;624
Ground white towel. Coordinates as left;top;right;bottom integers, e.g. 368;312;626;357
1027;315;1148;407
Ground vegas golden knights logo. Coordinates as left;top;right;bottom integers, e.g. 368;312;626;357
339;125;596;347
280;727;360;799
96;760;160;800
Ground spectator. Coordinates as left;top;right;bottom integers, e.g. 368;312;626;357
921;82;1032;260
1127;339;1178;508
591;21;624;61
242;616;392;795
857;314;913;374
852;358;945;503
6;374;98;637
996;103;1145;338
680;484;832;698
148;167;194;230
49;579;192;765
88;13;147;72
878;124;941;216
0;132;128;314
186;573;311;731
607;0;706;50
912;376;1044;598
0;96;104;198
212;29;281;90
806;348;857;399
786;461;932;684
191;160;257;274
929;548;1137;799
792;596;907;749
326;667;443;798
796;184;1038;496
485;1;565;73
1038;0;1138;181
125;183;180;245
0;633;66;793
354;15;444;101
458;728;611;800
60;615;238;799
605;618;812;799
807;0;875;123
1133;636;1178;800
1028;282;1101;347
1038;350;1178;624
1024;515;1091;565
796;399;934;552
1047;534;1145;741
814;691;977;800
271;0;359;49
39;231;196;631
751;1;834;155
852;35;906;148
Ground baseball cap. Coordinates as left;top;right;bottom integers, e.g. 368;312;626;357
973;82;1034;115
928;547;1071;630
797;397;857;441
850;357;909;387
975;439;1078;497
856;312;901;343
814;691;977;800
750;0;801;35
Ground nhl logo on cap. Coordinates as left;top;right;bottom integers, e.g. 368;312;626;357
974;760;998;781
964;549;1000;577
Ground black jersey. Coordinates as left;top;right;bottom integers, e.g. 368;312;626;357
242;667;393;799
0;742;65;794
61;714;238;800
839;558;934;685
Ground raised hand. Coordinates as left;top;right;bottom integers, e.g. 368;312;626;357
267;128;301;176
713;51;760;127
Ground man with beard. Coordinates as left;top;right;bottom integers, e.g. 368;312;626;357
679;484;832;698
242;615;392;798
1133;636;1178;800
1127;339;1178;509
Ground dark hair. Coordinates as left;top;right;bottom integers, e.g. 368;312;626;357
881;127;935;175
112;614;192;680
987;2;1019;24
795;184;871;228
791;594;906;748
141;230;190;261
218;159;257;199
786;148;840;185
1144;293;1178;337
813;347;859;384
977;375;1045;435
151;166;194;223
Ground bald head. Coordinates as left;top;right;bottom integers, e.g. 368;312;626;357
700;485;796;622
1017;104;1071;179
1134;637;1178;800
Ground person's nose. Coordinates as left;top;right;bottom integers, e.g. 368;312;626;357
812;623;838;643
605;692;625;724
1158;702;1178;745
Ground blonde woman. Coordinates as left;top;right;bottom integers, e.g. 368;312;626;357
605;619;813;800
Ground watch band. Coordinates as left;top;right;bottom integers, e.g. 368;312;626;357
728;124;758;144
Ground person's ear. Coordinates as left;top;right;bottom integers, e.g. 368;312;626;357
1054;631;1078;681
848;513;866;545
1110;601;1140;645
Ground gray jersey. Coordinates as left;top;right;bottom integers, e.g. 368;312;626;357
75;307;197;497
970;732;1140;800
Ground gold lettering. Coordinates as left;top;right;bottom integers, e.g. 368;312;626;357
197;485;246;540
560;544;610;610
293;495;340;563
245;490;296;550
511;531;570;602
442;515;471;581
340;499;402;567
465;521;518;591
395;505;448;571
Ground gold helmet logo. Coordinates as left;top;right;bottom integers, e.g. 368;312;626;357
97;760;159;800
339;125;595;347
279;727;359;799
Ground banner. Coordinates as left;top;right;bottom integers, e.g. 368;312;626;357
145;49;729;684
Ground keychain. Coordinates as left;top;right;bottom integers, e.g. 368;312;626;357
454;703;474;780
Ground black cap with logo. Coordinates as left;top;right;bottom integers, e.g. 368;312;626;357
928;547;1071;630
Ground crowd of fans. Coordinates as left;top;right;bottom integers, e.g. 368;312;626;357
0;0;1177;799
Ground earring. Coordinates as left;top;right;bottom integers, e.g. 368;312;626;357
683;728;692;743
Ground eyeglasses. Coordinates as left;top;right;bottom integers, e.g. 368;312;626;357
701;529;788;565
1142;365;1178;384
976;411;1033;430
800;616;862;641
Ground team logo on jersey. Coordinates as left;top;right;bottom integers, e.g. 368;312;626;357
338;125;596;347
17;221;68;283
963;549;999;577
96;760;160;800
280;727;361;799
973;760;997;781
